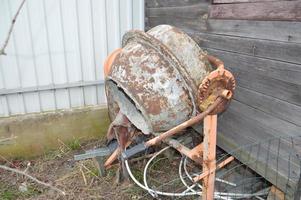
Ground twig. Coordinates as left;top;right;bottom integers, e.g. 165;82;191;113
0;136;17;145
23;162;31;174
0;0;26;55
0;164;66;195
80;166;87;185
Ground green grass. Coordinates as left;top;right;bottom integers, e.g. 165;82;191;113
67;138;81;150
1;190;16;200
0;186;40;200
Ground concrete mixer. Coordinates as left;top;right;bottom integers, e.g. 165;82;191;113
75;25;236;200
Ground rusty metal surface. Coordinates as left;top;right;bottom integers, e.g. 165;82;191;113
147;25;213;88
145;97;224;147
198;55;236;114
106;25;214;134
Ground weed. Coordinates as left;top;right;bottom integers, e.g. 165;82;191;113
0;186;40;200
68;138;81;150
1;190;16;200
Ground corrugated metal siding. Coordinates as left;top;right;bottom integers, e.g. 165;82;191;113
0;0;144;117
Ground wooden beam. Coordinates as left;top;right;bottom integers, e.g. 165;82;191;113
202;115;217;200
205;48;301;106
191;32;301;65
213;0;286;4
147;18;301;43
145;0;201;8
146;3;208;19
234;86;301;127
209;1;301;21
217;103;300;200
267;186;285;200
217;132;297;200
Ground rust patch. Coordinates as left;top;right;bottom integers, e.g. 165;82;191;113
106;25;234;133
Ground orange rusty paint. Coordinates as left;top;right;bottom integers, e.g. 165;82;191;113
202;114;217;200
166;139;203;164
199;54;236;114
104;48;122;77
193;156;234;182
189;143;203;162
104;140;132;168
145;97;224;147
205;54;224;71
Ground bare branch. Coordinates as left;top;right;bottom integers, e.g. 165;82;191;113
0;164;66;195
0;136;17;145
0;0;26;56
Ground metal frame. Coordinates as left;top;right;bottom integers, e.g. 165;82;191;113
0;80;104;95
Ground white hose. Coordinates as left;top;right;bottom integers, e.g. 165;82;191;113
126;159;202;197
179;156;230;200
179;156;198;193
183;156;236;187
183;155;202;189
125;147;269;199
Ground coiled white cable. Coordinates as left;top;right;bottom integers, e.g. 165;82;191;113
125;147;269;199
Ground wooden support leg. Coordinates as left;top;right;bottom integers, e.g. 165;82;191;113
267;186;285;200
202;115;217;200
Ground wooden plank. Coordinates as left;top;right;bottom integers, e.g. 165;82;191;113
145;0;202;8
267;186;285;200
146;3;209;19
217;102;301;199
205;48;301;86
230;98;301;139
217;123;298;200
217;130;298;200
234;86;301;127
234;69;301;107
294;173;301;199
209;1;301;21
203;20;301;43
213;0;283;3
190;32;301;65
147;16;301;43
205;49;301;106
217;115;300;179
229;99;301;154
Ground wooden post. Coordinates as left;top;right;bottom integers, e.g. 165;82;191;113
202;115;217;200
267;186;285;200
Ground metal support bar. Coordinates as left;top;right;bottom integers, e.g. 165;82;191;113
165;138;203;164
74;140;117;161
202;115;217;200
0;80;104;95
193;156;234;182
145;97;224;147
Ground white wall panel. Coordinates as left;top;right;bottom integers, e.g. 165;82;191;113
0;0;145;117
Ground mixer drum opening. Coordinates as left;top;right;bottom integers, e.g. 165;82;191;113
106;80;152;134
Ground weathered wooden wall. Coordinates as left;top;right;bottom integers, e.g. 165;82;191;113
145;0;301;199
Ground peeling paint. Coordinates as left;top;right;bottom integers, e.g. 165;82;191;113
106;25;214;134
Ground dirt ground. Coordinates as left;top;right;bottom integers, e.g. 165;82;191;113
0;139;188;200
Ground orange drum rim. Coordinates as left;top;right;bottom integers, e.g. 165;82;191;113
104;48;122;77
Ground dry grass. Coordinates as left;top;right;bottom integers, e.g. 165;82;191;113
0;137;202;200
0;139;150;200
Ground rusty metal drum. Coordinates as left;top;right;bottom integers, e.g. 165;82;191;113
105;25;214;134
